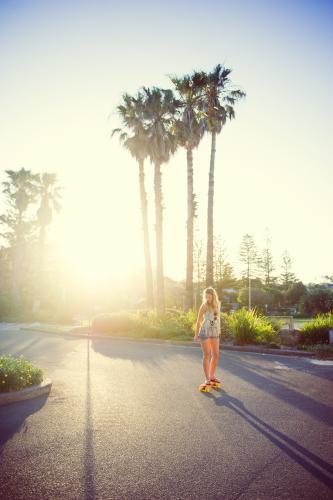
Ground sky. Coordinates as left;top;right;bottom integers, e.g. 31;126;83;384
0;0;332;288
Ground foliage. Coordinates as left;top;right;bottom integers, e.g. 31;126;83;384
280;250;297;288
198;64;246;134
300;286;333;315
226;307;277;345
265;316;284;332
92;309;197;340
239;234;259;281
283;281;307;306
299;312;333;344
0;354;44;393
92;312;139;335
238;287;269;311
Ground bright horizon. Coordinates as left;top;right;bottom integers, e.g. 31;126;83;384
1;0;332;289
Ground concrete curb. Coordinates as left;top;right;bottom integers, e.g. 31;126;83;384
0;377;52;406
19;327;316;358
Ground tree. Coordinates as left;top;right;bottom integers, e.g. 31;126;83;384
239;233;259;309
284;281;307;306
169;70;206;310
0;168;39;306
111;91;154;309
200;64;246;286
238;286;270;313
140;86;180;313
35;172;63;307
300;286;333;315
280;249;297;289
258;233;277;285
213;234;237;297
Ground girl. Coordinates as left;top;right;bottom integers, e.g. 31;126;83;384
194;287;221;391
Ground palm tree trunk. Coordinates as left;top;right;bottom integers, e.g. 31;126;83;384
138;159;154;309
154;161;165;313
11;216;23;307
38;224;46;307
11;241;22;307
185;148;194;310
206;131;216;286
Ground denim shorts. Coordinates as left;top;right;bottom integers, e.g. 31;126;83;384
198;325;219;340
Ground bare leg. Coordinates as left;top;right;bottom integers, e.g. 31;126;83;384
200;339;211;381
208;338;220;379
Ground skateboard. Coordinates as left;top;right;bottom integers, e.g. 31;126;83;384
198;380;221;392
198;382;212;392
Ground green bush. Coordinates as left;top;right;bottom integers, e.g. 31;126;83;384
220;312;233;340
266;316;284;332
226;307;277;345
135;308;196;339
299;312;333;344
91;308;199;340
0;354;44;393
92;311;139;335
91;309;191;339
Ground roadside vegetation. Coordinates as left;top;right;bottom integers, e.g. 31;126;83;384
0;354;44;393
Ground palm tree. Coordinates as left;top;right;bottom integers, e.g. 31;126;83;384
35;172;63;305
111;92;154;309
169;71;206;310
139;86;180;313
0;168;39;306
200;64;246;286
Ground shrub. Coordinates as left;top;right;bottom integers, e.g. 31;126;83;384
266;316;285;332
135;309;196;339
220;312;232;340
226;307;277;345
92;311;139;335
91;309;197;339
0;354;44;393
299;312;333;344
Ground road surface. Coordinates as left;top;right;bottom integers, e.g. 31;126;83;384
0;326;333;499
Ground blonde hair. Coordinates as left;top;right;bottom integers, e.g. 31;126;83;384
202;287;220;313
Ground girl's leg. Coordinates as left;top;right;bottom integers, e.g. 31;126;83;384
208;338;220;379
200;339;211;381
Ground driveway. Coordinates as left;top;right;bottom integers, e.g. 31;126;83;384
0;327;332;499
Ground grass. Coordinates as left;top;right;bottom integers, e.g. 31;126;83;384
226;308;279;345
299;312;333;344
0;354;44;393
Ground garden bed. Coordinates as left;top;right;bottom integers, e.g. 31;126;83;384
0;354;52;405
0;354;44;393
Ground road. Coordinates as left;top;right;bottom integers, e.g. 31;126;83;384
0;326;333;499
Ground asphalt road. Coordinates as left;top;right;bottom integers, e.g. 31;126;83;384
0;326;333;500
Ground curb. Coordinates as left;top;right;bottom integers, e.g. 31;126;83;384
0;377;52;406
19;327;316;358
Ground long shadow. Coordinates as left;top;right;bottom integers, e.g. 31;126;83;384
210;389;333;490
6;337;42;357
224;354;304;387
225;351;333;384
84;337;95;500
0;395;48;457
222;355;333;426
91;337;193;366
